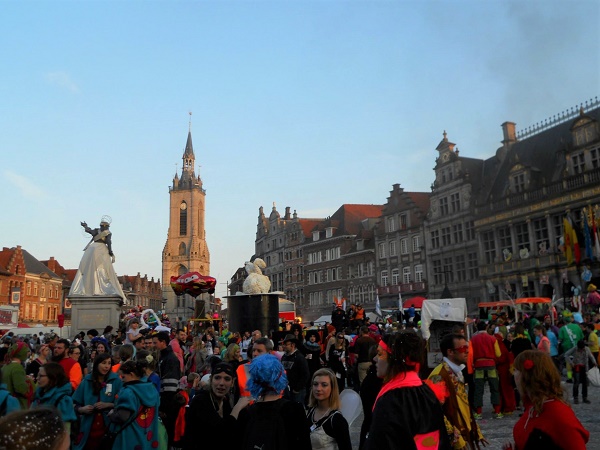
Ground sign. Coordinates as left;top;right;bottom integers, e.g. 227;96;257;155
11;287;21;304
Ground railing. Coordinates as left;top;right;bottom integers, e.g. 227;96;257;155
516;97;599;140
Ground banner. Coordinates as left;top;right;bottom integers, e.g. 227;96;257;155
375;295;382;317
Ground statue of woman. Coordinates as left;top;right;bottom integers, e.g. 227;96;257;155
69;218;127;299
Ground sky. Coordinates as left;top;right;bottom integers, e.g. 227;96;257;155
2;0;599;302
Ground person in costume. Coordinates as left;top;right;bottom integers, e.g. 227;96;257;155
364;331;450;450
558;310;584;383
72;353;122;450
429;333;487;450
108;360;161;450
306;368;351;450
69;217;127;299
183;362;250;449
1;341;33;409
0;369;20;416
502;350;589;450
237;354;311;450
32;363;77;431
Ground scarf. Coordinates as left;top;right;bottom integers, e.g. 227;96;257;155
373;370;422;411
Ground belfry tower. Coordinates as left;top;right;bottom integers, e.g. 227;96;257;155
162;118;211;324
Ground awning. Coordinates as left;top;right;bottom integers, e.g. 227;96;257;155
515;297;551;304
403;296;426;309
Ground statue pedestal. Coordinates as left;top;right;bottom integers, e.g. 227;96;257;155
224;293;280;337
68;295;122;335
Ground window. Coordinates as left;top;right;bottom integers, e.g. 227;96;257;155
591;147;600;169
431;230;440;249
178;242;186;256
392;269;400;285
432;260;443;285
357;263;365;277
468;252;479;279
515;222;530;251
414;264;423;282
399;214;408;230
572;153;585;174
497;226;512;253
439;197;449;215
400;239;408;254
326;227;334;238
533;218;549;254
450;193;460;212
453;223;463;243
313;231;320;242
179;202;187;236
465;221;475;240
26;282;31;296
513;173;525;193
387;216;396;233
552;214;564;251
412;236;421;252
403;267;411;284
367;261;374;276
455;254;466;282
389;241;397;256
443;258;453;283
482;230;496;264
441;227;451;246
381;270;388;287
34;283;38;296
378;243;386;258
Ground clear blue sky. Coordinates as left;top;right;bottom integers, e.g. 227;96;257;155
2;1;599;300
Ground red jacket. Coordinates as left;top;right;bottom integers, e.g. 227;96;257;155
470;332;500;369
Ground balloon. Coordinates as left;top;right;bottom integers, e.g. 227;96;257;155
339;389;362;426
170;272;216;297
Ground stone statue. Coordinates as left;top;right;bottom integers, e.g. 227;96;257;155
69;217;127;299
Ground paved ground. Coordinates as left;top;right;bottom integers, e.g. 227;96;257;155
348;382;600;449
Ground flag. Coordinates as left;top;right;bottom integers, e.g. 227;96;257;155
592;206;600;259
563;216;575;265
398;292;403;312
375;295;382;317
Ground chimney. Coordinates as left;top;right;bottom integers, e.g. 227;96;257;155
501;121;517;146
284;207;291;220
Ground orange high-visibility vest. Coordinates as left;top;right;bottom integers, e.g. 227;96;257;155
237;363;251;397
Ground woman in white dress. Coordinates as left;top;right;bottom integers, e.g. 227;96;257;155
69;218;126;299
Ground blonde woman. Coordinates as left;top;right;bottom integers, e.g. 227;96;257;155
307;368;351;450
223;343;242;370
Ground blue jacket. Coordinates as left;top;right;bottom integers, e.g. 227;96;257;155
33;382;77;422
72;371;123;450
110;380;161;450
0;383;20;416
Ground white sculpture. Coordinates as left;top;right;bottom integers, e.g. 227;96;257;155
242;258;271;294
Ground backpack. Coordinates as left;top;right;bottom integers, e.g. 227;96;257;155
243;399;288;450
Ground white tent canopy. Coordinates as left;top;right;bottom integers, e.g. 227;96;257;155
421;298;467;340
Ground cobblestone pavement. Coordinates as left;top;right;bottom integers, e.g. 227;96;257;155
348;382;600;449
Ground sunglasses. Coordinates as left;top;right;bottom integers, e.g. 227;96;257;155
452;345;469;354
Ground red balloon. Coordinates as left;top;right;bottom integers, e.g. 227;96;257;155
170;272;216;297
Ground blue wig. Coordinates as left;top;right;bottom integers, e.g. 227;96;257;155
246;354;288;399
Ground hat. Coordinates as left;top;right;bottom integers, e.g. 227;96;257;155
8;341;29;362
212;362;235;378
588;284;597;292
283;334;299;345
368;324;378;332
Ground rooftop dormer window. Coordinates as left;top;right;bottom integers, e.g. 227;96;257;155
325;227;334;238
313;231;320;242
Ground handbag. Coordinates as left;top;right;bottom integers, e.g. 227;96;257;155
587;366;600;387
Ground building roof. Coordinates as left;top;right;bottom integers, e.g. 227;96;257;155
40;258;76;283
313;204;384;236
480;106;600;204
21;249;61;279
298;218;323;237
183;130;195;158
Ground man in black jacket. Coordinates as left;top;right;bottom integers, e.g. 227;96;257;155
153;331;182;446
281;334;310;405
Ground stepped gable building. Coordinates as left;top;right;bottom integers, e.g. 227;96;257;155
162;124;211;324
119;274;162;311
425;132;483;310
284;214;322;315
375;184;430;309
41;257;76;317
303;204;383;320
473;104;600;305
0;246;62;324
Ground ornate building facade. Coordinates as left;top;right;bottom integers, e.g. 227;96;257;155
162;128;211;324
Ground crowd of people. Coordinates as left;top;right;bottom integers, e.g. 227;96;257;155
0;301;596;450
